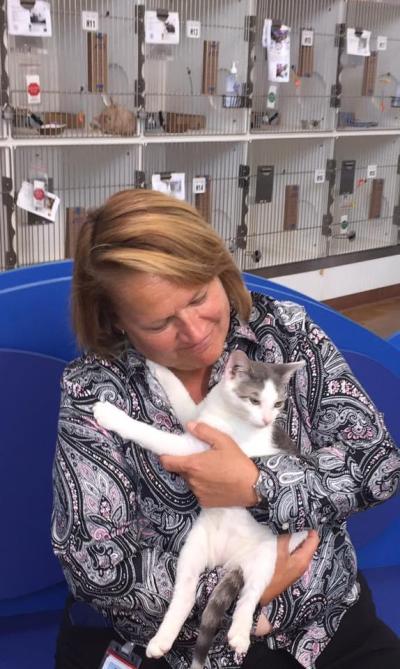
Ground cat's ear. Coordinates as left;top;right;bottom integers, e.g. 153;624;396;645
101;94;113;108
271;360;305;386
225;350;250;379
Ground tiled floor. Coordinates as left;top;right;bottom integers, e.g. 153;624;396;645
337;297;400;340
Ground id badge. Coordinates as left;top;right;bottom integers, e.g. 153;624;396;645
100;641;142;669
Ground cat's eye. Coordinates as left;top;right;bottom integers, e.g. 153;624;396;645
274;400;284;408
249;397;260;405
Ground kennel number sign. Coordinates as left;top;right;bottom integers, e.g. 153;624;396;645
82;11;99;32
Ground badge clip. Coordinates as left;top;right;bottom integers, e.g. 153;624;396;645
99;641;142;669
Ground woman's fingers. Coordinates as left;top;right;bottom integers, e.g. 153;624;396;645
259;530;320;606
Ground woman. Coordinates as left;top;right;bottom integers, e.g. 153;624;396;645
52;189;400;669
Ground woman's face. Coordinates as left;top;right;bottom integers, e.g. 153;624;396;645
112;273;231;372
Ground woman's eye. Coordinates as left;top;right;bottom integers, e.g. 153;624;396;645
274;400;284;408
249;397;261;405
191;291;207;306
148;321;169;332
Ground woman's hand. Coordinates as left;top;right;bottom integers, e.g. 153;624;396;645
259;530;320;606
160;421;260;508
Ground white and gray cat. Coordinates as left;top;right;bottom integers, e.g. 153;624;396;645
93;350;307;668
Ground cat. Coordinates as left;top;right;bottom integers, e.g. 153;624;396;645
93;350;307;668
90;101;136;136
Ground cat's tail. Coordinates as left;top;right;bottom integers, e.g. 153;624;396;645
190;567;244;669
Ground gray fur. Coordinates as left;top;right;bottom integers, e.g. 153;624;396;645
190;568;245;669
234;357;290;405
272;423;298;454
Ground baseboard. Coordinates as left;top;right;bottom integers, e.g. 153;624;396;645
324;284;400;310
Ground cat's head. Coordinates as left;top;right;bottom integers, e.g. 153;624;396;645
221;350;304;428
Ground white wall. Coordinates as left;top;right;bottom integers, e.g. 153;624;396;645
271;255;400;301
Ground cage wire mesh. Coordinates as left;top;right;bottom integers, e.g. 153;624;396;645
1;1;399;272
331;136;400;256
143;0;251;136
7;0;138;139
13;145;140;267
0;2;7;139
143;140;246;257
240;137;333;271
340;1;400;132
0;149;12;271
251;0;341;134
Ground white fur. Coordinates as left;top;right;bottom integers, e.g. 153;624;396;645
93;355;307;658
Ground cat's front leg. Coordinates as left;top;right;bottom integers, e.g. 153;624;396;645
94;401;207;457
93;401;138;441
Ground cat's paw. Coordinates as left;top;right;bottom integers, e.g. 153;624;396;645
146;633;173;659
227;630;251;656
93;401;124;433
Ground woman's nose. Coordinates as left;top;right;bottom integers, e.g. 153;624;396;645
178;314;206;344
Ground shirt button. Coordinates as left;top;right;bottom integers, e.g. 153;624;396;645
282;522;289;530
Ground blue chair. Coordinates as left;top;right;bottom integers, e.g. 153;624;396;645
0;260;78;361
0;349;69;667
388;331;400;351
244;274;400;634
0;262;399;669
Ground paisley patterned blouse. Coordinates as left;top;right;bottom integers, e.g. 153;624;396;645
51;292;400;669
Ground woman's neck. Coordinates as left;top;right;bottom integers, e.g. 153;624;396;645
169;366;211;404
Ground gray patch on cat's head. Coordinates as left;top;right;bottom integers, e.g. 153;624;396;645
226;350;304;398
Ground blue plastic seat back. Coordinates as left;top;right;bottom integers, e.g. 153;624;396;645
0;260;78;362
339;351;400;570
243;275;400;572
243;273;400;377
1;263;399;601
388;331;400;350
0;349;66;599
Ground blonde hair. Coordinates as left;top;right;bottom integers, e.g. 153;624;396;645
73;189;252;356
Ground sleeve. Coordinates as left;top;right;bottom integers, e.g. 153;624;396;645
51;373;221;644
253;314;400;534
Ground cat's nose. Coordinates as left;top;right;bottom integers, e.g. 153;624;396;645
263;415;273;426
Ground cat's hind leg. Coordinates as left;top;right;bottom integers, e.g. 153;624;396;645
227;540;277;655
147;522;209;659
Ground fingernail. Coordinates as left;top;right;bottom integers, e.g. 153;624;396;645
187;421;197;430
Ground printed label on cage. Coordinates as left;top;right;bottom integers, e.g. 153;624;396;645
262;19;291;83
267;85;277;109
301;29;314;47
17;181;60;222
145;11;180;45
346;28;371;56
33;180;46;209
152;173;185;201
367;164;377;179
192;177;206;194
82;11;98;32
26;74;41;104
7;0;52;37
186;20;200;39
376;35;387;51
340;214;349;233
314;169;326;184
